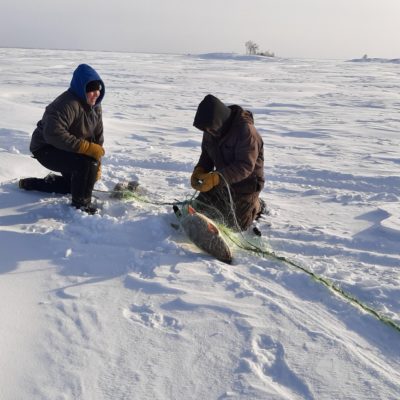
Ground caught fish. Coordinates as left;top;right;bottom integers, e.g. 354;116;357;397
173;204;233;264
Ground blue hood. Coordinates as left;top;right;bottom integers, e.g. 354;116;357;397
69;64;105;105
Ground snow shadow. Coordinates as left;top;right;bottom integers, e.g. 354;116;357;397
0;184;69;274
52;211;183;299
353;208;400;256
0;183;176;288
0;230;55;274
0;128;32;155
269;165;400;197
56;211;176;280
249;258;400;363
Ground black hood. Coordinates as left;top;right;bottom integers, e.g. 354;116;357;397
193;94;232;134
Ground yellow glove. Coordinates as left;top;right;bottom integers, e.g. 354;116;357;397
190;166;207;190
78;140;105;161
197;172;220;192
96;162;102;181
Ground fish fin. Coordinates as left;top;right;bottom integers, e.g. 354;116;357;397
207;221;219;235
187;205;196;215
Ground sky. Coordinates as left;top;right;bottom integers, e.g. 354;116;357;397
1;0;399;59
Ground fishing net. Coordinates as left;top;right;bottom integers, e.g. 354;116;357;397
188;173;263;233
184;173;271;256
93;176;400;331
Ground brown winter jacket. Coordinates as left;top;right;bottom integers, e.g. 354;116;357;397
30;90;104;154
196;105;264;194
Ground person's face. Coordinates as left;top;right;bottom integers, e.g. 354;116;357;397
86;89;100;106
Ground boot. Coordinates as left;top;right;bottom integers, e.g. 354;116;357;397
19;177;40;191
71;201;98;215
70;158;99;211
19;173;70;194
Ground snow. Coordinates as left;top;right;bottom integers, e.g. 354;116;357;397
1;47;400;399
193;52;276;62
349;57;400;64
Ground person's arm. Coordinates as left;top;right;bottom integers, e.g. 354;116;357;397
42;103;82;152
218;125;259;184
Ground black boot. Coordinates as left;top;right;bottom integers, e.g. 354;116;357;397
71;200;98;215
19;173;70;194
19;177;41;191
70;158;99;214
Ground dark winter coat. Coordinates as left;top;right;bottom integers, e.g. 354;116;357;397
194;99;264;195
30;64;105;154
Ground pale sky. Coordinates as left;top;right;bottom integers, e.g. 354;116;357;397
1;0;399;59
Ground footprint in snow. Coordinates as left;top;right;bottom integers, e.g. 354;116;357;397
241;334;314;399
123;303;183;333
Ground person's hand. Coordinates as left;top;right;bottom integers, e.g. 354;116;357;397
197;172;220;192
190;166;207;190
78;140;105;161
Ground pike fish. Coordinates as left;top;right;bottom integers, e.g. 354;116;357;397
173;204;232;264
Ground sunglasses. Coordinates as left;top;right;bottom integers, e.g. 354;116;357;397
86;81;102;93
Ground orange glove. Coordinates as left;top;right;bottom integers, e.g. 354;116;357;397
197;172;220;192
190;166;207;190
78;140;105;161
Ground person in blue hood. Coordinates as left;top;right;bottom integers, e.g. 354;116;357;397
19;64;106;214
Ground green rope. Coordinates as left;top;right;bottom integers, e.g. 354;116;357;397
213;174;400;333
95;184;400;334
220;225;400;334
93;188;190;206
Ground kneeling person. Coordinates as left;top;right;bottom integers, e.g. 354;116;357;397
191;94;265;231
19;64;105;214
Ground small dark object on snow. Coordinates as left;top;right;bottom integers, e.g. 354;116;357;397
110;180;139;199
252;226;262;236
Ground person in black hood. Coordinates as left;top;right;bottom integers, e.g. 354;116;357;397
19;64;106;214
191;94;265;231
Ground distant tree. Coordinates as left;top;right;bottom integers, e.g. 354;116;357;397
362;54;368;60
245;41;274;57
245;41;259;55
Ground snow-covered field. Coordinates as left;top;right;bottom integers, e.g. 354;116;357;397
0;47;399;399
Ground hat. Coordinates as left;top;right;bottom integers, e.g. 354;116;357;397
193;94;231;134
86;80;102;93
